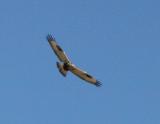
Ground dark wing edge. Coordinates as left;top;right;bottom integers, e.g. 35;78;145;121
95;80;102;87
46;34;56;42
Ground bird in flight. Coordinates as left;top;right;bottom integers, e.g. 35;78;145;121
47;34;101;87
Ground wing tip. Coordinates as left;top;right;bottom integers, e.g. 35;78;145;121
95;80;102;87
46;34;56;42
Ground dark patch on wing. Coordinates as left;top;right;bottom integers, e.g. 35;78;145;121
63;63;69;71
85;73;93;78
56;45;63;52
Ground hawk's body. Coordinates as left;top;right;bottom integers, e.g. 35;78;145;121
47;34;101;87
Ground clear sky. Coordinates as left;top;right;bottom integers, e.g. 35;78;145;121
0;0;160;124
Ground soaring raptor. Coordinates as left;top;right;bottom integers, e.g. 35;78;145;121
47;34;101;87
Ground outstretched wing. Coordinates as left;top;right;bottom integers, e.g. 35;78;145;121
68;64;101;87
47;34;71;63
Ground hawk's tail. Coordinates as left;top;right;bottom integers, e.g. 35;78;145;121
56;62;68;77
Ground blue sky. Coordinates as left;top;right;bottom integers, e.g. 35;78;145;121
0;0;160;123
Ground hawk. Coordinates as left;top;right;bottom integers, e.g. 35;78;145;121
47;34;101;87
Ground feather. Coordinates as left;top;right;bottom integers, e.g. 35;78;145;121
47;34;71;63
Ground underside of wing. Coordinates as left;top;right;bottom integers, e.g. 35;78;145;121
47;34;71;63
68;64;101;87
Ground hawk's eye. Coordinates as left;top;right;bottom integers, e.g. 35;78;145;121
56;45;63;52
85;73;92;78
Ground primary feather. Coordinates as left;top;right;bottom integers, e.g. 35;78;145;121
47;34;71;63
